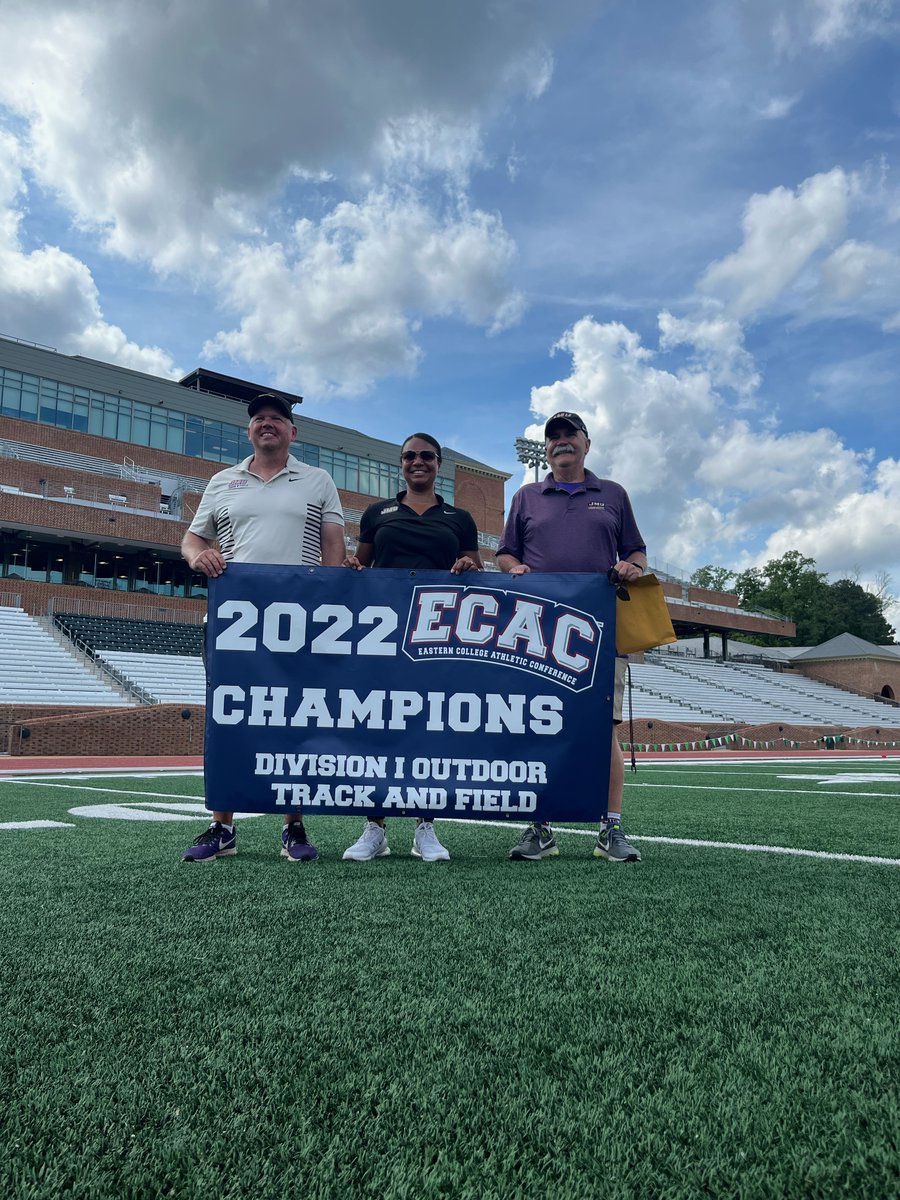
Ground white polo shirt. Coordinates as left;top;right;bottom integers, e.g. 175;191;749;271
189;455;344;565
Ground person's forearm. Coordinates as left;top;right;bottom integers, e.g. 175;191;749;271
496;553;527;573
181;531;212;568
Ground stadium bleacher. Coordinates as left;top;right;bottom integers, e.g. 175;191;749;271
639;653;900;726
52;613;204;704
0;607;128;706
96;651;205;705
54;613;203;657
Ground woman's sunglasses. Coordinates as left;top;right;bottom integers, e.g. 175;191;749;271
401;450;438;463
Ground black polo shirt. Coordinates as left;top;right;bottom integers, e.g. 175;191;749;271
359;493;479;569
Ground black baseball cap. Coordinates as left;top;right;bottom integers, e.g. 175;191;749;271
248;393;295;422
544;411;588;437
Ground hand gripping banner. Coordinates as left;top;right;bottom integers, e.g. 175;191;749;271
204;564;616;822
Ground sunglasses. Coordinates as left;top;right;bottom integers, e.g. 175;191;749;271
607;567;631;601
401;450;438;463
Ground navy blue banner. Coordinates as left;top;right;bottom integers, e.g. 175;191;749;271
204;564;616;821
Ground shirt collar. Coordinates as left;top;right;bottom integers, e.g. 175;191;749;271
397;490;445;507
237;453;304;479
540;469;602;493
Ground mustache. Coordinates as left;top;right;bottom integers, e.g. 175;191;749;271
551;443;577;456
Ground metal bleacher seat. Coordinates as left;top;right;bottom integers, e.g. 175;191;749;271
642;654;900;727
0;607;128;706
98;651;205;704
55;613;203;657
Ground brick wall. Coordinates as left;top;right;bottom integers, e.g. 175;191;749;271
0;704;91;750
796;658;900;702
0;415;222;483
6;703;205;756
4;702;894;757
0;578;206;618
619;718;851;747
0;460;164;510
0;490;183;548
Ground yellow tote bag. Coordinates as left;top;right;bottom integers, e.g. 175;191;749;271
614;573;677;655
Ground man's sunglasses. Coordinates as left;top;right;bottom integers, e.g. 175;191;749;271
607;567;630;601
401;450;439;463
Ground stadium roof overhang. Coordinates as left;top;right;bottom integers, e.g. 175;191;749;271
178;368;302;411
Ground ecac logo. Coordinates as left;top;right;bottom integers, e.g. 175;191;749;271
402;585;603;692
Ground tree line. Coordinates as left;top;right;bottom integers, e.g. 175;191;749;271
690;550;896;646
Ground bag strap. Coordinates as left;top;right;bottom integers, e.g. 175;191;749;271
627;661;636;773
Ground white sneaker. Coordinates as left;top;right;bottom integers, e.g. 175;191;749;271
412;822;450;862
342;821;391;862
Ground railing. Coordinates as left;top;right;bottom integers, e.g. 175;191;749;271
0;331;57;351
0;592;22;608
47;597;206;624
52;619;159;705
0;476;183;519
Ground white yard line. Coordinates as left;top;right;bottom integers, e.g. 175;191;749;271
2;778;898;866
445;820;900;867
626;782;899;799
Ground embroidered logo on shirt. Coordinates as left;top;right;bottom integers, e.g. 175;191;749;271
444;507;456;514
228;480;250;489
588;501;605;508
381;505;398;514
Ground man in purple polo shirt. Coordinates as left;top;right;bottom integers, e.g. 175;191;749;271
496;410;647;863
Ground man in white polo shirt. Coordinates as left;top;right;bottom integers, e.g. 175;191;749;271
180;393;345;863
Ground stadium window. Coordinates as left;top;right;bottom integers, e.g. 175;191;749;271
1;375;22;417
167;413;186;454
149;411;167;450
132;402;151;446
87;395;104;436
203;420;224;460
39;380;58;424
185;416;204;458
219;425;240;463
102;399;118;438
55;393;74;429
19;385;38;421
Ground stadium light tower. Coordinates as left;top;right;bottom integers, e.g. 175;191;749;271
515;436;547;482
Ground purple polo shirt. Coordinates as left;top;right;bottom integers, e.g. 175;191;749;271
498;470;646;572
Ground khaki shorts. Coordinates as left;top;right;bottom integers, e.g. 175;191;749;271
613;657;626;723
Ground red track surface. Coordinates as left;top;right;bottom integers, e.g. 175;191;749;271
0;755;203;774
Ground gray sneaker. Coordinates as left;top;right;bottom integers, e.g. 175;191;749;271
342;821;391;862
509;823;559;860
593;822;641;862
411;822;450;862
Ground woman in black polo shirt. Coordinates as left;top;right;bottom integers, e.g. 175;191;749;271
342;432;483;864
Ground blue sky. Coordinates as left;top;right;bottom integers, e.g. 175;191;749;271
1;0;899;616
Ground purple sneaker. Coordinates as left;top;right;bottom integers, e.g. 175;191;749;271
281;821;318;863
182;821;236;863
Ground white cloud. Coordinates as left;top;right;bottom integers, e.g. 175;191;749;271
523;313;899;585
810;0;897;47
756;457;900;580
658;308;760;395
0;0;581;270
0;0;579;391
0;129;178;376
820;238;895;299
757;95;800;119
204;190;524;394
700;168;852;317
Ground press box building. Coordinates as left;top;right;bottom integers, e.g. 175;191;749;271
0;336;509;618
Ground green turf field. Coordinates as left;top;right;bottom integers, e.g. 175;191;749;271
1;759;898;1199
